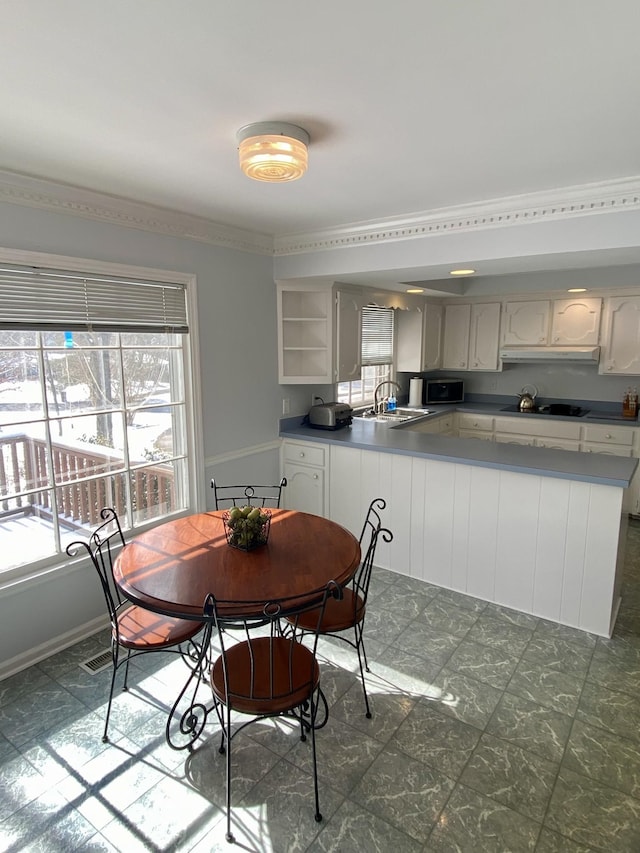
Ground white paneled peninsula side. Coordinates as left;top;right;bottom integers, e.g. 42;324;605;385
280;408;638;637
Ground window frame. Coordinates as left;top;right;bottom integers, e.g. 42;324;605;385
0;247;204;586
336;306;395;408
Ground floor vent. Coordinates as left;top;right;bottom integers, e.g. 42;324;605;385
79;650;112;675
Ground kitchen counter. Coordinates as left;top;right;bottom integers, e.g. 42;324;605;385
280;403;638;489
280;402;635;637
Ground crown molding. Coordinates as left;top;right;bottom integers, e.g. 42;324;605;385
274;177;640;256
0;170;273;255
1;168;639;261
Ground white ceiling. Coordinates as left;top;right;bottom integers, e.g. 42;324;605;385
2;0;640;286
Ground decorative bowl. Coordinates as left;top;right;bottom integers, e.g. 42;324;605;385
222;507;271;551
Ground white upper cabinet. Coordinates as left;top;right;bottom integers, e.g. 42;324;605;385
277;282;363;384
335;287;363;383
442;303;471;369
468;302;501;370
600;295;640;375
502;300;551;345
443;302;501;371
551;297;602;345
396;301;442;372
278;283;333;383
423;302;443;369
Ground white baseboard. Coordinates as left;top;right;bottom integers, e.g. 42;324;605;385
0;614;110;681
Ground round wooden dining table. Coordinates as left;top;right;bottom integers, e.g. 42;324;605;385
113;508;361;621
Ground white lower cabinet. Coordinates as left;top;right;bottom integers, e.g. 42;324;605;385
402;413;454;435
327;443;625;636
581;424;637;515
458;414;639;516
456;413;494;441
456;413;494;433
281;440;326;516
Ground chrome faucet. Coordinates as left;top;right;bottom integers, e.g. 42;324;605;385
373;380;402;414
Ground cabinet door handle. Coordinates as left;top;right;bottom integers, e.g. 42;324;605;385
606;434;612;439
313;474;318;480
299;452;305;457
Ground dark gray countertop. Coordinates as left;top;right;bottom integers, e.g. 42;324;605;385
280;403;638;488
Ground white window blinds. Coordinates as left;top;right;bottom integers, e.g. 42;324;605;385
361;306;394;366
0;263;189;333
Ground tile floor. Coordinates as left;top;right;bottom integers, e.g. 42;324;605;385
1;520;640;852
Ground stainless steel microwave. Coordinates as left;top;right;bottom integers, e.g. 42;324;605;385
425;378;465;405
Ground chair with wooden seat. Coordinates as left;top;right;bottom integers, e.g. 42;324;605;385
66;507;205;743
287;497;392;718
210;476;287;510
203;582;340;844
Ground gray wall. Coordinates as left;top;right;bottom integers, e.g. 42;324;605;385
463;363;631;406
0;201;283;674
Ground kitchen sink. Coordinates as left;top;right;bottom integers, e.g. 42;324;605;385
353;407;431;424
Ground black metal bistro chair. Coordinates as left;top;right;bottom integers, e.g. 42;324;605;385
287;497;392;718
210;477;287;510
66;507;205;742
203;582;340;844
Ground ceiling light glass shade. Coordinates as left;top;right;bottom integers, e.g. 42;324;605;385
237;122;309;182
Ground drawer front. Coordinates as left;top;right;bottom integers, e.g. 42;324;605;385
282;441;326;467
458;429;494;441
582;425;635;446
535;438;581;451
402;417;444;434
494;433;535;446
493;416;580;440
581;442;633;457
457;413;494;431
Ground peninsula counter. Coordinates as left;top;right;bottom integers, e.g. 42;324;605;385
280;408;638;637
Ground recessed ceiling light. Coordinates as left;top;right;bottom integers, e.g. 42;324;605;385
406;288;424;294
567;288;587;292
450;268;476;276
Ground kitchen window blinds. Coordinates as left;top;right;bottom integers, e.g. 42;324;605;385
360;306;394;366
0;263;189;333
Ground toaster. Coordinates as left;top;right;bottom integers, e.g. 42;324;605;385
307;402;353;430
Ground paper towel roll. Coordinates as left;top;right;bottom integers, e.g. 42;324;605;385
409;377;423;407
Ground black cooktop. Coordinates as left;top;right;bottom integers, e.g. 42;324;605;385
500;404;590;417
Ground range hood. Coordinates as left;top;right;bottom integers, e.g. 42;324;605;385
499;346;600;363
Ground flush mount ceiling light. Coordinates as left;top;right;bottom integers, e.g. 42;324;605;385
237;122;310;182
449;268;476;276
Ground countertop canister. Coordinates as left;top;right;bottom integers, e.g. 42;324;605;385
409;377;423;407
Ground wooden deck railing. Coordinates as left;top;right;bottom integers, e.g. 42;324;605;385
0;432;175;527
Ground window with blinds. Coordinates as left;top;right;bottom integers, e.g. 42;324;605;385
337;306;395;406
0;259;194;578
0;263;188;333
361;306;394;365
